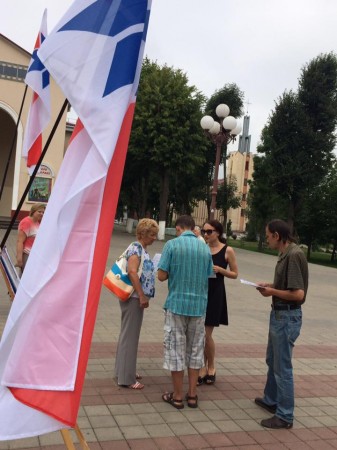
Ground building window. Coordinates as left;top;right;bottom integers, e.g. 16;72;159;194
245;161;249;171
0;61;27;83
243;178;248;186
241;209;245;217
242;194;246;201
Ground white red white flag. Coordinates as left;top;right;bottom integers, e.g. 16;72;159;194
0;0;151;440
22;9;51;175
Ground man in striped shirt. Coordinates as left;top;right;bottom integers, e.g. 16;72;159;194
158;215;213;409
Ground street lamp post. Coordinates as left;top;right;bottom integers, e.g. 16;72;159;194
200;104;242;220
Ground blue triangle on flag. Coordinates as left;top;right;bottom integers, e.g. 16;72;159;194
58;0;147;38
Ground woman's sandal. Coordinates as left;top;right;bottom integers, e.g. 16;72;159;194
185;394;198;408
205;372;216;385
197;375;207;386
162;392;184;409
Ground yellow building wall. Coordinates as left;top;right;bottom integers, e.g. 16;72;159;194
188;151;254;233
226;151;254;232
0;34;67;218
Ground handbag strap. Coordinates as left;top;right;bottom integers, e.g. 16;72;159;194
122;241;144;277
137;244;145;277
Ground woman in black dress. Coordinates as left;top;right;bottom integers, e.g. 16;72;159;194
198;220;238;385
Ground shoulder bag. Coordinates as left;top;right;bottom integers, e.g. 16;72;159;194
103;242;144;301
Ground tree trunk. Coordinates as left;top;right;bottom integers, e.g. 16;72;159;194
331;240;337;262
139;176;149;218
222;211;227;232
306;238;312;260
167;204;174;227
287;201;295;235
159;170;169;222
258;226;264;252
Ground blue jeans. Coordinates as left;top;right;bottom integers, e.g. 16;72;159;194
263;308;302;423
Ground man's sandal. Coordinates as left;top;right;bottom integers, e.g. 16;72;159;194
162;392;184;409
185;394;198;408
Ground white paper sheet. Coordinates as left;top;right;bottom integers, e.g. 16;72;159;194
152;253;161;271
240;278;260;288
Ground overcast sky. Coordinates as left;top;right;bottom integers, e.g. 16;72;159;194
2;0;337;154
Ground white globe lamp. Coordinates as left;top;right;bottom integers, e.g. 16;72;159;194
222;115;237;130
215;104;230;118
200;115;214;130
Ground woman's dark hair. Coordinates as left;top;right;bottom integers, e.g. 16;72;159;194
203;219;227;244
267;219;297;244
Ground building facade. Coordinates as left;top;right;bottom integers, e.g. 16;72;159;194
226;150;254;232
189;151;254;232
0;34;67;220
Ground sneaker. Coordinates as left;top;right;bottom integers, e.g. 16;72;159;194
261;415;293;429
254;397;277;414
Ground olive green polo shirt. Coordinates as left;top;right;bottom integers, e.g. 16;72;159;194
273;242;309;305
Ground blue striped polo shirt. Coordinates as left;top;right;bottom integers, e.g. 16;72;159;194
158;231;213;317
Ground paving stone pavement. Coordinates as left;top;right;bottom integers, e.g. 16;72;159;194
0;226;337;449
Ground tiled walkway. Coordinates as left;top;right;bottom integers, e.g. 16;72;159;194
1;228;337;449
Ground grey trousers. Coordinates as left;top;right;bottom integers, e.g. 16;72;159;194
115;296;144;386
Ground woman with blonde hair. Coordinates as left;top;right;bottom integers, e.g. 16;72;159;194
115;218;159;389
16;203;46;271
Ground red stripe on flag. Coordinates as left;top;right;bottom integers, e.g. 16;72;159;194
69;119;84;144
27;134;42;168
10;102;136;426
34;34;41;50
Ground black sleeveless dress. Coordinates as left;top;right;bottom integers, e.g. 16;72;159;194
205;245;228;327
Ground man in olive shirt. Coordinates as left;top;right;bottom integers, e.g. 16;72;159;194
255;219;308;429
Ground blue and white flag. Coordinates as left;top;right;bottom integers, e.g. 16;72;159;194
22;9;51;175
0;0;151;440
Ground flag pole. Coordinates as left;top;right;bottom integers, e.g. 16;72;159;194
0;99;69;250
0;85;28;201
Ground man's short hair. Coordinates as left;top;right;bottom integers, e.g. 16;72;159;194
175;215;195;230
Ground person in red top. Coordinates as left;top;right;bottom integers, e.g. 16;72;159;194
16;203;45;271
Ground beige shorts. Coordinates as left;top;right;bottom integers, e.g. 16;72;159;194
163;310;205;372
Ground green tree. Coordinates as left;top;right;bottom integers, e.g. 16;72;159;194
246;155;286;250
257;52;337;232
216;175;242;227
325;166;337;262
123;59;207;223
205;83;245;119
299;53;337;137
297;160;337;261
257;91;311;231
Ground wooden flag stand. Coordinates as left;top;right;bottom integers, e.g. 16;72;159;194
60;424;90;450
